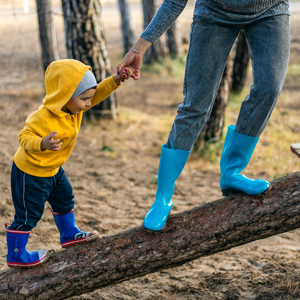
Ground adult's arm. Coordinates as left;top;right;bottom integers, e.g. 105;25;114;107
117;0;188;79
141;0;188;44
84;76;121;111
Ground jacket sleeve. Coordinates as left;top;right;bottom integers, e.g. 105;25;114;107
141;0;188;44
85;76;121;111
18;112;46;152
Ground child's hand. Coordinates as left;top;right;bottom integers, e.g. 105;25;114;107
113;67;134;85
41;132;63;151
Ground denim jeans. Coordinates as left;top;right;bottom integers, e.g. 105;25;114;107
166;15;290;151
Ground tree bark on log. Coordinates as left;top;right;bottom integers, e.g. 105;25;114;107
1;172;300;299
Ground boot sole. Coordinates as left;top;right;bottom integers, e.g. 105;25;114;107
142;225;166;233
222;183;272;197
7;251;50;269
142;211;172;233
62;231;99;248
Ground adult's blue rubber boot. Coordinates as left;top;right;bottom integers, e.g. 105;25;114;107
143;144;190;232
5;223;48;268
220;125;270;196
51;209;99;247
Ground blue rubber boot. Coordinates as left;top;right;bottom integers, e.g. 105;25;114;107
220;125;271;196
143;144;190;232
51;209;99;247
5;223;48;268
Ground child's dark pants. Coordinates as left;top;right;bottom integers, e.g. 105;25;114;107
9;162;75;231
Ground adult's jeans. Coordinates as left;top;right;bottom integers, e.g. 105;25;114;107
165;15;290;151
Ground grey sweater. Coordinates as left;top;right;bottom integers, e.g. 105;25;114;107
141;0;289;44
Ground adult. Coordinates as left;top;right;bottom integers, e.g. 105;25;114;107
117;0;290;232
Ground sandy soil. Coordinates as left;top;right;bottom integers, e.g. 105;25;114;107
1;2;300;299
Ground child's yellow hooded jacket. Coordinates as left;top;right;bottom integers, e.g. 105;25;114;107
14;59;120;177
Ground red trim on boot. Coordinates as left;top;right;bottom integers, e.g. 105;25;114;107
7;253;48;268
50;208;74;215
5;223;30;234
61;236;88;247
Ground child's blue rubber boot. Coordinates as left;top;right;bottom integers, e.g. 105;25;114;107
220;125;270;196
5;223;48;268
143;144;190;232
51;209;99;247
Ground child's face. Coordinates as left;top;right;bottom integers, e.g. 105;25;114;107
62;88;96;114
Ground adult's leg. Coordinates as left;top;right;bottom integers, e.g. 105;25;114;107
235;15;290;136
143;20;239;231
166;18;240;151
220;15;290;196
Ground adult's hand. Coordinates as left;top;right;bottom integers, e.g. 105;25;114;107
116;37;152;80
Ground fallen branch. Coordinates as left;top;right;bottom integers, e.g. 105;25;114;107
1;172;300;300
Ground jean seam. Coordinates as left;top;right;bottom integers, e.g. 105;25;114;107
182;22;195;105
16;172;28;230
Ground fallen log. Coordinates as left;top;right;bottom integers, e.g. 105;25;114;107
1;172;300;300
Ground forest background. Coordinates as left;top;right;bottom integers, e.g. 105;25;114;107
1;0;300;299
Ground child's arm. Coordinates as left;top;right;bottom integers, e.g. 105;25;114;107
20;126;62;151
84;67;133;111
19;112;62;152
18;113;46;152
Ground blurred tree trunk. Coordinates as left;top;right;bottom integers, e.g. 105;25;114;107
62;0;117;119
118;0;135;55
36;0;59;71
166;21;183;58
231;30;250;94
142;0;167;64
195;43;237;148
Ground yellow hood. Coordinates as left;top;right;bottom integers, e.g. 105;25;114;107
42;59;91;117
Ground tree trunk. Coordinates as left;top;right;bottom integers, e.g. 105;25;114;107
166;21;183;58
231;30;250;94
195;43;237;148
2;172;300;299
36;0;59;71
62;0;117;119
142;0;167;64
118;0;135;55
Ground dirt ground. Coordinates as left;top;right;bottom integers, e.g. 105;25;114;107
1;1;300;299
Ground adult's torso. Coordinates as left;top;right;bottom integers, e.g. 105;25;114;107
194;0;290;24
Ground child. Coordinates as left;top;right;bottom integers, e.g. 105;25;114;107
5;59;133;268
